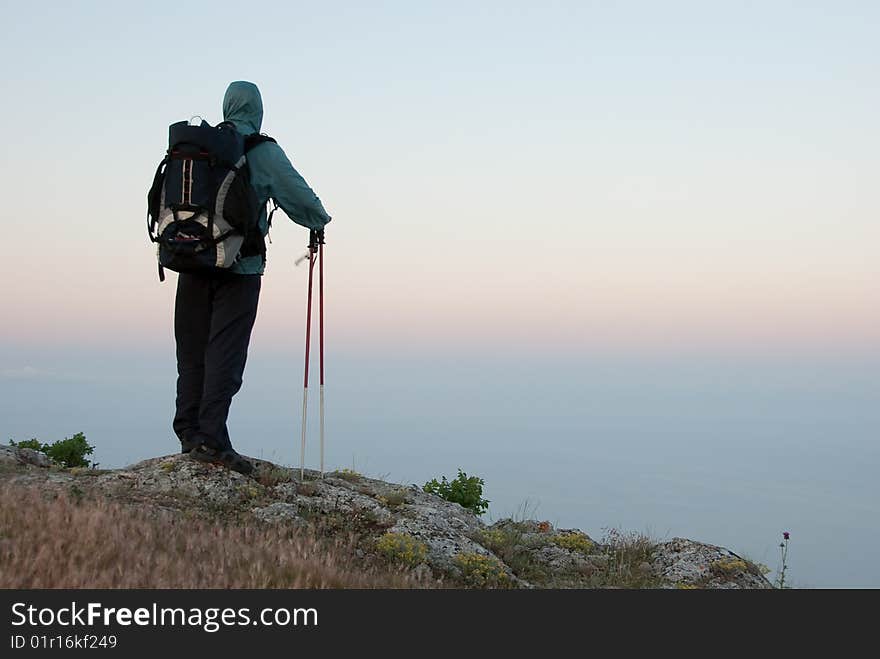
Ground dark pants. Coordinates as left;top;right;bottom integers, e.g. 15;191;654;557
173;271;261;451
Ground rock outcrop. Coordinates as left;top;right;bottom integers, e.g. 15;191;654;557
0;446;773;589
0;444;53;468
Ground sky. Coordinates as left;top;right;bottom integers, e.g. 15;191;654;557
0;0;877;357
0;1;878;587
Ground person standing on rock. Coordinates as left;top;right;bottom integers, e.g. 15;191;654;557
173;81;331;475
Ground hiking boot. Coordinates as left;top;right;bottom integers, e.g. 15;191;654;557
188;444;254;476
179;436;201;454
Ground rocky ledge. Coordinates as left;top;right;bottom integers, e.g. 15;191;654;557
0;445;772;589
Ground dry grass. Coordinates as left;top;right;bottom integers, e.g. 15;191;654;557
254;465;293;487
586;528;663;588
0;483;430;589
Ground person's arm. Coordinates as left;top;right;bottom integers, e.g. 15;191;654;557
260;143;331;230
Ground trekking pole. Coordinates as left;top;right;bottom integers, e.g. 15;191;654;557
319;239;325;478
300;239;317;481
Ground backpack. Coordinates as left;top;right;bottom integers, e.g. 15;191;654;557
147;119;277;281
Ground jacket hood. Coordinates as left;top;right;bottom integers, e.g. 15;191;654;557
222;81;263;135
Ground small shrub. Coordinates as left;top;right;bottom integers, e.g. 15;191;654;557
454;552;511;588
10;438;43;452
551;532;594;554
12;432;94;469
423;469;489;516
48;433;94;468
375;532;428;567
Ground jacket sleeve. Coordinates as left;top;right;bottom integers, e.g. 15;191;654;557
261;143;332;230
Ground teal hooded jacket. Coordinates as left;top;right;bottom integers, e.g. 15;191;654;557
221;81;331;275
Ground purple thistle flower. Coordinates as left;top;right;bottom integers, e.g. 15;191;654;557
783;531;790;540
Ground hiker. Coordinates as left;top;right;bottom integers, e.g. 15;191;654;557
172;80;331;474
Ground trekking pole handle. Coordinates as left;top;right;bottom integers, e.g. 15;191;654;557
309;229;325;250
296;229;325;266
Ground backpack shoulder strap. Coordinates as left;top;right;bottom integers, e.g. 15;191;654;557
242;133;281;247
244;133;277;152
243;133;278;209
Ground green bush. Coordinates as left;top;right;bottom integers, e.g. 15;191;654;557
11;432;95;469
10;438;43;452
423;469;489;516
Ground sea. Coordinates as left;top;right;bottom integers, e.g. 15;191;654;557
2;343;877;588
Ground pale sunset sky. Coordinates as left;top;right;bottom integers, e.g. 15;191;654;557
0;0;876;360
